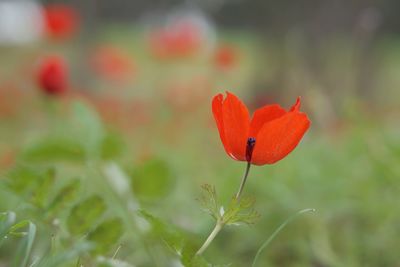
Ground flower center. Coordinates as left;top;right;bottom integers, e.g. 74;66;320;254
246;137;256;162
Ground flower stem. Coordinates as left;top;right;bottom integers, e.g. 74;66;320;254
235;162;251;201
196;222;223;256
196;162;252;256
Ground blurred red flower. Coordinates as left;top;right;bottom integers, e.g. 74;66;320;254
37;56;68;95
212;92;310;165
149;21;202;59
90;46;135;82
214;45;238;69
43;4;79;39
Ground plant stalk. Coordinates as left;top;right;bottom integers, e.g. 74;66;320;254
196;222;223;256
235;162;251;201
196;162;252;256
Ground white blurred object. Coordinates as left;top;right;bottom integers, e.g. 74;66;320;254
0;0;44;45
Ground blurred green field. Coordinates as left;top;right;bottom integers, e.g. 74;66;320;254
1;26;400;267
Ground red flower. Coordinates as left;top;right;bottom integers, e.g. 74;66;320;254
37;56;68;95
212;92;310;165
90;46;135;82
214;45;238;70
149;21;202;59
43;4;79;39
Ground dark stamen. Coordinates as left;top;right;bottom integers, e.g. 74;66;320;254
246;137;256;162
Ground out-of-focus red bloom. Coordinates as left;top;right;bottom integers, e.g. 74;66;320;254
212;92;310;165
43;4;79;39
214;45;238;70
90;46;135;82
37;56;68;95
149;21;202;59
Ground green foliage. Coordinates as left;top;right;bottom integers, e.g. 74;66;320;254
130;159;174;200
181;243;210;267
22;137;86;163
31;168;55;208
2;36;400;266
47;179;81;215
67;195;106;235
36;242;92;267
101;132;125;160
87;218;124;254
199;184;259;226
72;101;105;159
139;210;184;254
11;221;36;267
0;212;36;267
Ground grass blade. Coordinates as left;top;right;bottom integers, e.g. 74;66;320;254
252;208;315;267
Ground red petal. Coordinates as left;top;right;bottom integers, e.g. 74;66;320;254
290;97;301;112
249;104;286;137
221;92;250;161
251;101;310;165
212;94;232;157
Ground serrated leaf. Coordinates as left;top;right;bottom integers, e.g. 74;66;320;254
87;218;123;254
130;159;174;200
139;210;183;254
67;195;106;235
198;184;220;221
221;196;259;226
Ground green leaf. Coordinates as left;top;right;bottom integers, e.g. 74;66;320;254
21;137;85;162
198;184;220;221
139;210;183;254
221;196;260;226
101;132;124;160
31;168;56;208
72;101;104;159
6;166;40;194
67;195;106;235
87;218;124;254
130;159;174;200
181;242;210;267
11;221;36;267
47;180;81;215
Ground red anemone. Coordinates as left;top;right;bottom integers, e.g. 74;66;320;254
212;92;310;165
43;4;79;39
37;56;68;95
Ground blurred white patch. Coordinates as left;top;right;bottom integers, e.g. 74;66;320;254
0;0;44;45
219;206;225;216
103;162;131;196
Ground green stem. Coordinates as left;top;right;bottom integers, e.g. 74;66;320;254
195;222;223;256
235;162;251;201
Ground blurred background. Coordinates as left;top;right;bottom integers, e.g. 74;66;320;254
0;0;400;266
